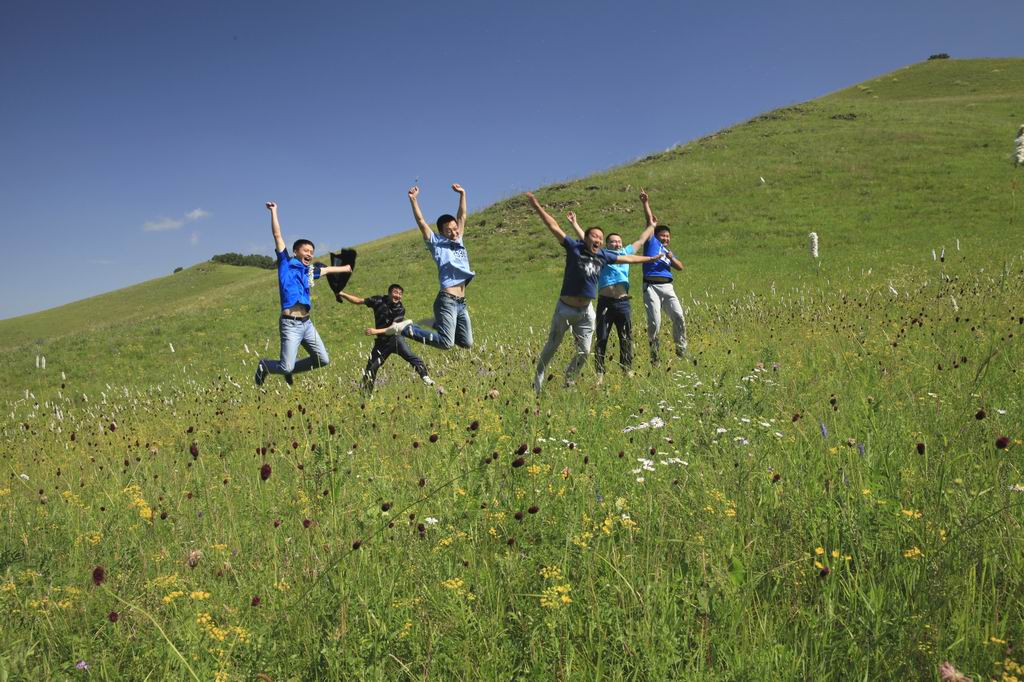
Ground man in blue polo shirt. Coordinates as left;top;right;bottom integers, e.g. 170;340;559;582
255;201;352;387
525;192;657;394
640;193;687;365
387;184;474;350
566;190;657;381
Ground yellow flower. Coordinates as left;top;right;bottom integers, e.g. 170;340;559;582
190;591;210;600
814;547;825;556
831;549;840;559
162;590;185;604
540;583;573;609
901;508;922;519
903;546;923;559
540;566;562;580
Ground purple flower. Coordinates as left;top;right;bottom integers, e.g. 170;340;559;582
76;660;89;670
819;422;828;439
857;443;865;456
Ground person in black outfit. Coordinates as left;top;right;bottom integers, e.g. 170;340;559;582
337;284;435;392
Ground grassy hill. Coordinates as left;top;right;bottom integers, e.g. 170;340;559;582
1;59;1023;680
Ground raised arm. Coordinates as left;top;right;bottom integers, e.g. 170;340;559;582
408;187;433;241
336;291;364;305
616;253;659;265
525;193;566;243
452;183;467;231
267;202;286;253
566;211;586;240
630;189;657;252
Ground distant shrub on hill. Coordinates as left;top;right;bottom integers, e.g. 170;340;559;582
211;253;275;269
173;266;183;273
928;53;951;60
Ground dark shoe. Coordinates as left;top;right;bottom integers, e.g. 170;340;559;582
255;361;268;386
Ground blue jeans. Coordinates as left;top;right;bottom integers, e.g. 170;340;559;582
403;292;472;350
262;317;330;376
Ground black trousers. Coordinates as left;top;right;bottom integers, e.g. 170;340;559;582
362;338;427;391
594;296;633;373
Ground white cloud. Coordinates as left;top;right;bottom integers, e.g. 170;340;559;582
143;217;185;232
190;231;200;246
143;207;210;232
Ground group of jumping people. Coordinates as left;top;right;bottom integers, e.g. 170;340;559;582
253;185;687;394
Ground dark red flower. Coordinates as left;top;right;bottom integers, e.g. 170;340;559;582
975;409;986;420
514;511;524;521
996;436;1011;450
429;433;439;443
771;473;781;483
469;421;479;431
381;502;392;512
516;443;528;455
273;519;281;527
512;457;525;468
108;610;119;622
260;463;272;481
329;424;337;435
302;518;312;528
351;540;362;550
287;409;293;419
528;505;539;514
532;446;542;454
916;443;925;455
251;596;261;607
818;566;830;578
190;443;199;459
92;566;106;586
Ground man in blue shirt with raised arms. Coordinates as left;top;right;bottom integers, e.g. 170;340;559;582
566;189;657;382
525;192;657;394
255;201;352;387
384;184;474;350
640;193;687;365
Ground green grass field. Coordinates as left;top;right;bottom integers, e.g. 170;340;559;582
1;58;1023;680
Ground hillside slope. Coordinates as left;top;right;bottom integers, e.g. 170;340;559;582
1;57;1022;392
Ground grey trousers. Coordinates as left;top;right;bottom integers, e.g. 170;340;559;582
643;282;686;363
534;300;595;392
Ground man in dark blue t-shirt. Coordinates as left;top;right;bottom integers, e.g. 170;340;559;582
525;193;656;394
255;202;352;387
337;284;434;393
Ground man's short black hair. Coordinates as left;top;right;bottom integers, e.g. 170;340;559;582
387;283;404;294
606;232;622;242
436;214;457;231
292;238;315;253
654;225;671;236
584;226;604;239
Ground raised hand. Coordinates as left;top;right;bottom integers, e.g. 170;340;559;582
451;183;465;194
566;211;578;223
408;187;419;200
639;189;649;203
266;202;277;211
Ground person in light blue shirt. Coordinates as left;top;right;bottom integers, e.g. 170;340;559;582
255;202;352;387
525;192;657;394
566;190;657;380
385;184;475;350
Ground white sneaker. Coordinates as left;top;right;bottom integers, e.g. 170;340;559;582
422;375;435;386
385;319;414;337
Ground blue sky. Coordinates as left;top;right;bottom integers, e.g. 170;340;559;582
2;0;1021;319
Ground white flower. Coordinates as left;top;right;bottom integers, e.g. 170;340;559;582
19;474;30;481
808;232;819;258
425;517;439;526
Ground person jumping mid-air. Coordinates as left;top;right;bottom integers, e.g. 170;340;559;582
255;201;352;387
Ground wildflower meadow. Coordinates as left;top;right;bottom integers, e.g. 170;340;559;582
1;58;1023;680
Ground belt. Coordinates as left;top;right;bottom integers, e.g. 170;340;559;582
440;291;466;303
598;294;631;302
643;278;673;285
281;314;310;322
